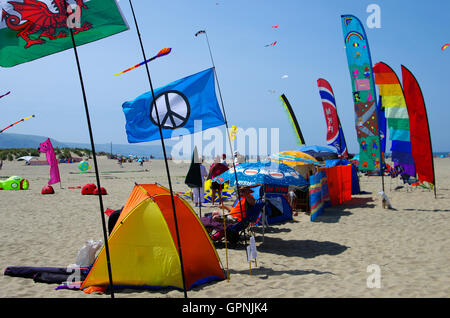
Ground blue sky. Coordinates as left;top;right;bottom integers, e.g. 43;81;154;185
1;0;449;154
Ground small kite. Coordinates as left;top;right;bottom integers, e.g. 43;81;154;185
281;75;288;79
442;43;449;51
265;41;277;47
272;24;279;29
115;48;172;76
0;91;10;99
229;125;239;141
0;115;35;134
195;30;206;37
268;90;276;94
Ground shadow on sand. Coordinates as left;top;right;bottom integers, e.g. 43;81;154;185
404;208;450;213
258;237;349;259
311;197;376;223
228;266;335;278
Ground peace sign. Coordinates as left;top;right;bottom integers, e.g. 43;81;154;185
150;90;191;129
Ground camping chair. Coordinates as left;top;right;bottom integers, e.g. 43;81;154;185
400;172;418;192
386;164;404;191
200;200;265;246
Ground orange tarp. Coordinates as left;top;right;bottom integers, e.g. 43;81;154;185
324;165;352;205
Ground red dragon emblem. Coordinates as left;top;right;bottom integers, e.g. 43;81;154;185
1;0;92;48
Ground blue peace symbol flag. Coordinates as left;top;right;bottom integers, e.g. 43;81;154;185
122;68;225;143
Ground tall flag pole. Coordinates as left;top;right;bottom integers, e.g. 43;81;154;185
376;95;387;155
317;79;349;158
195;29;247;259
127;0;188;298
68;27;115;298
373;62;415;177
341;14;384;191
401;65;437;198
280;94;306;145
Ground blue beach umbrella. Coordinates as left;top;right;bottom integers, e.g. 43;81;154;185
298;145;339;160
212;161;309;188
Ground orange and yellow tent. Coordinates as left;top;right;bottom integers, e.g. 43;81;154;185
81;184;225;292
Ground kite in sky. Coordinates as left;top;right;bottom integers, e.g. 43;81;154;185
195;30;206;37
265;41;277;47
229;125;239;141
115;48;172;76
0;115;35;134
281;75;288;79
0;91;10;99
442;43;449;51
272;24;279;29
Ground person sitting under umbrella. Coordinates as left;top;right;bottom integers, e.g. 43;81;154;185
218;186;256;222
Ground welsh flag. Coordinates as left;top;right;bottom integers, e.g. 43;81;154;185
0;0;129;67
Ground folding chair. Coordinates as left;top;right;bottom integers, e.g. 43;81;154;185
200;200;265;246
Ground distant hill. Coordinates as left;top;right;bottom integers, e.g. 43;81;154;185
0;133;170;158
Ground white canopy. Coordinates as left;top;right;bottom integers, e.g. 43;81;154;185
17;156;37;163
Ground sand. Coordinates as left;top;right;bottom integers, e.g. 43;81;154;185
1;155;449;298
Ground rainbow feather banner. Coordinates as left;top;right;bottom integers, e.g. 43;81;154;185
115;48;172;76
341;15;382;172
373;62;415;176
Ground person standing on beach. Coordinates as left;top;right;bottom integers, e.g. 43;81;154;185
221;153;227;166
192;160;208;207
208;160;229;206
185;147;206;207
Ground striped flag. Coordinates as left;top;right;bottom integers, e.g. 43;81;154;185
317;79;348;158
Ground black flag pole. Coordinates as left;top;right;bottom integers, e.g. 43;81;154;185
195;29;247;243
128;0;188;298
375;94;385;193
68;29;115;298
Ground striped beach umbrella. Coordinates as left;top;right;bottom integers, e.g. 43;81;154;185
271;150;323;166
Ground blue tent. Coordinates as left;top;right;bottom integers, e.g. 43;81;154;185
263;193;293;225
325;159;361;194
232;186;292;225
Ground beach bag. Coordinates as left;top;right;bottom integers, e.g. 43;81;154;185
93;187;107;195
75;240;103;267
41;185;55;194
81;183;97;195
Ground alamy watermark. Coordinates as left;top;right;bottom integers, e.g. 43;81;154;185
366;264;381;288
169;120;280;164
366;4;381;29
66;4;82;29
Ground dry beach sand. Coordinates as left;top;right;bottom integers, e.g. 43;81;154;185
1;155;449;298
